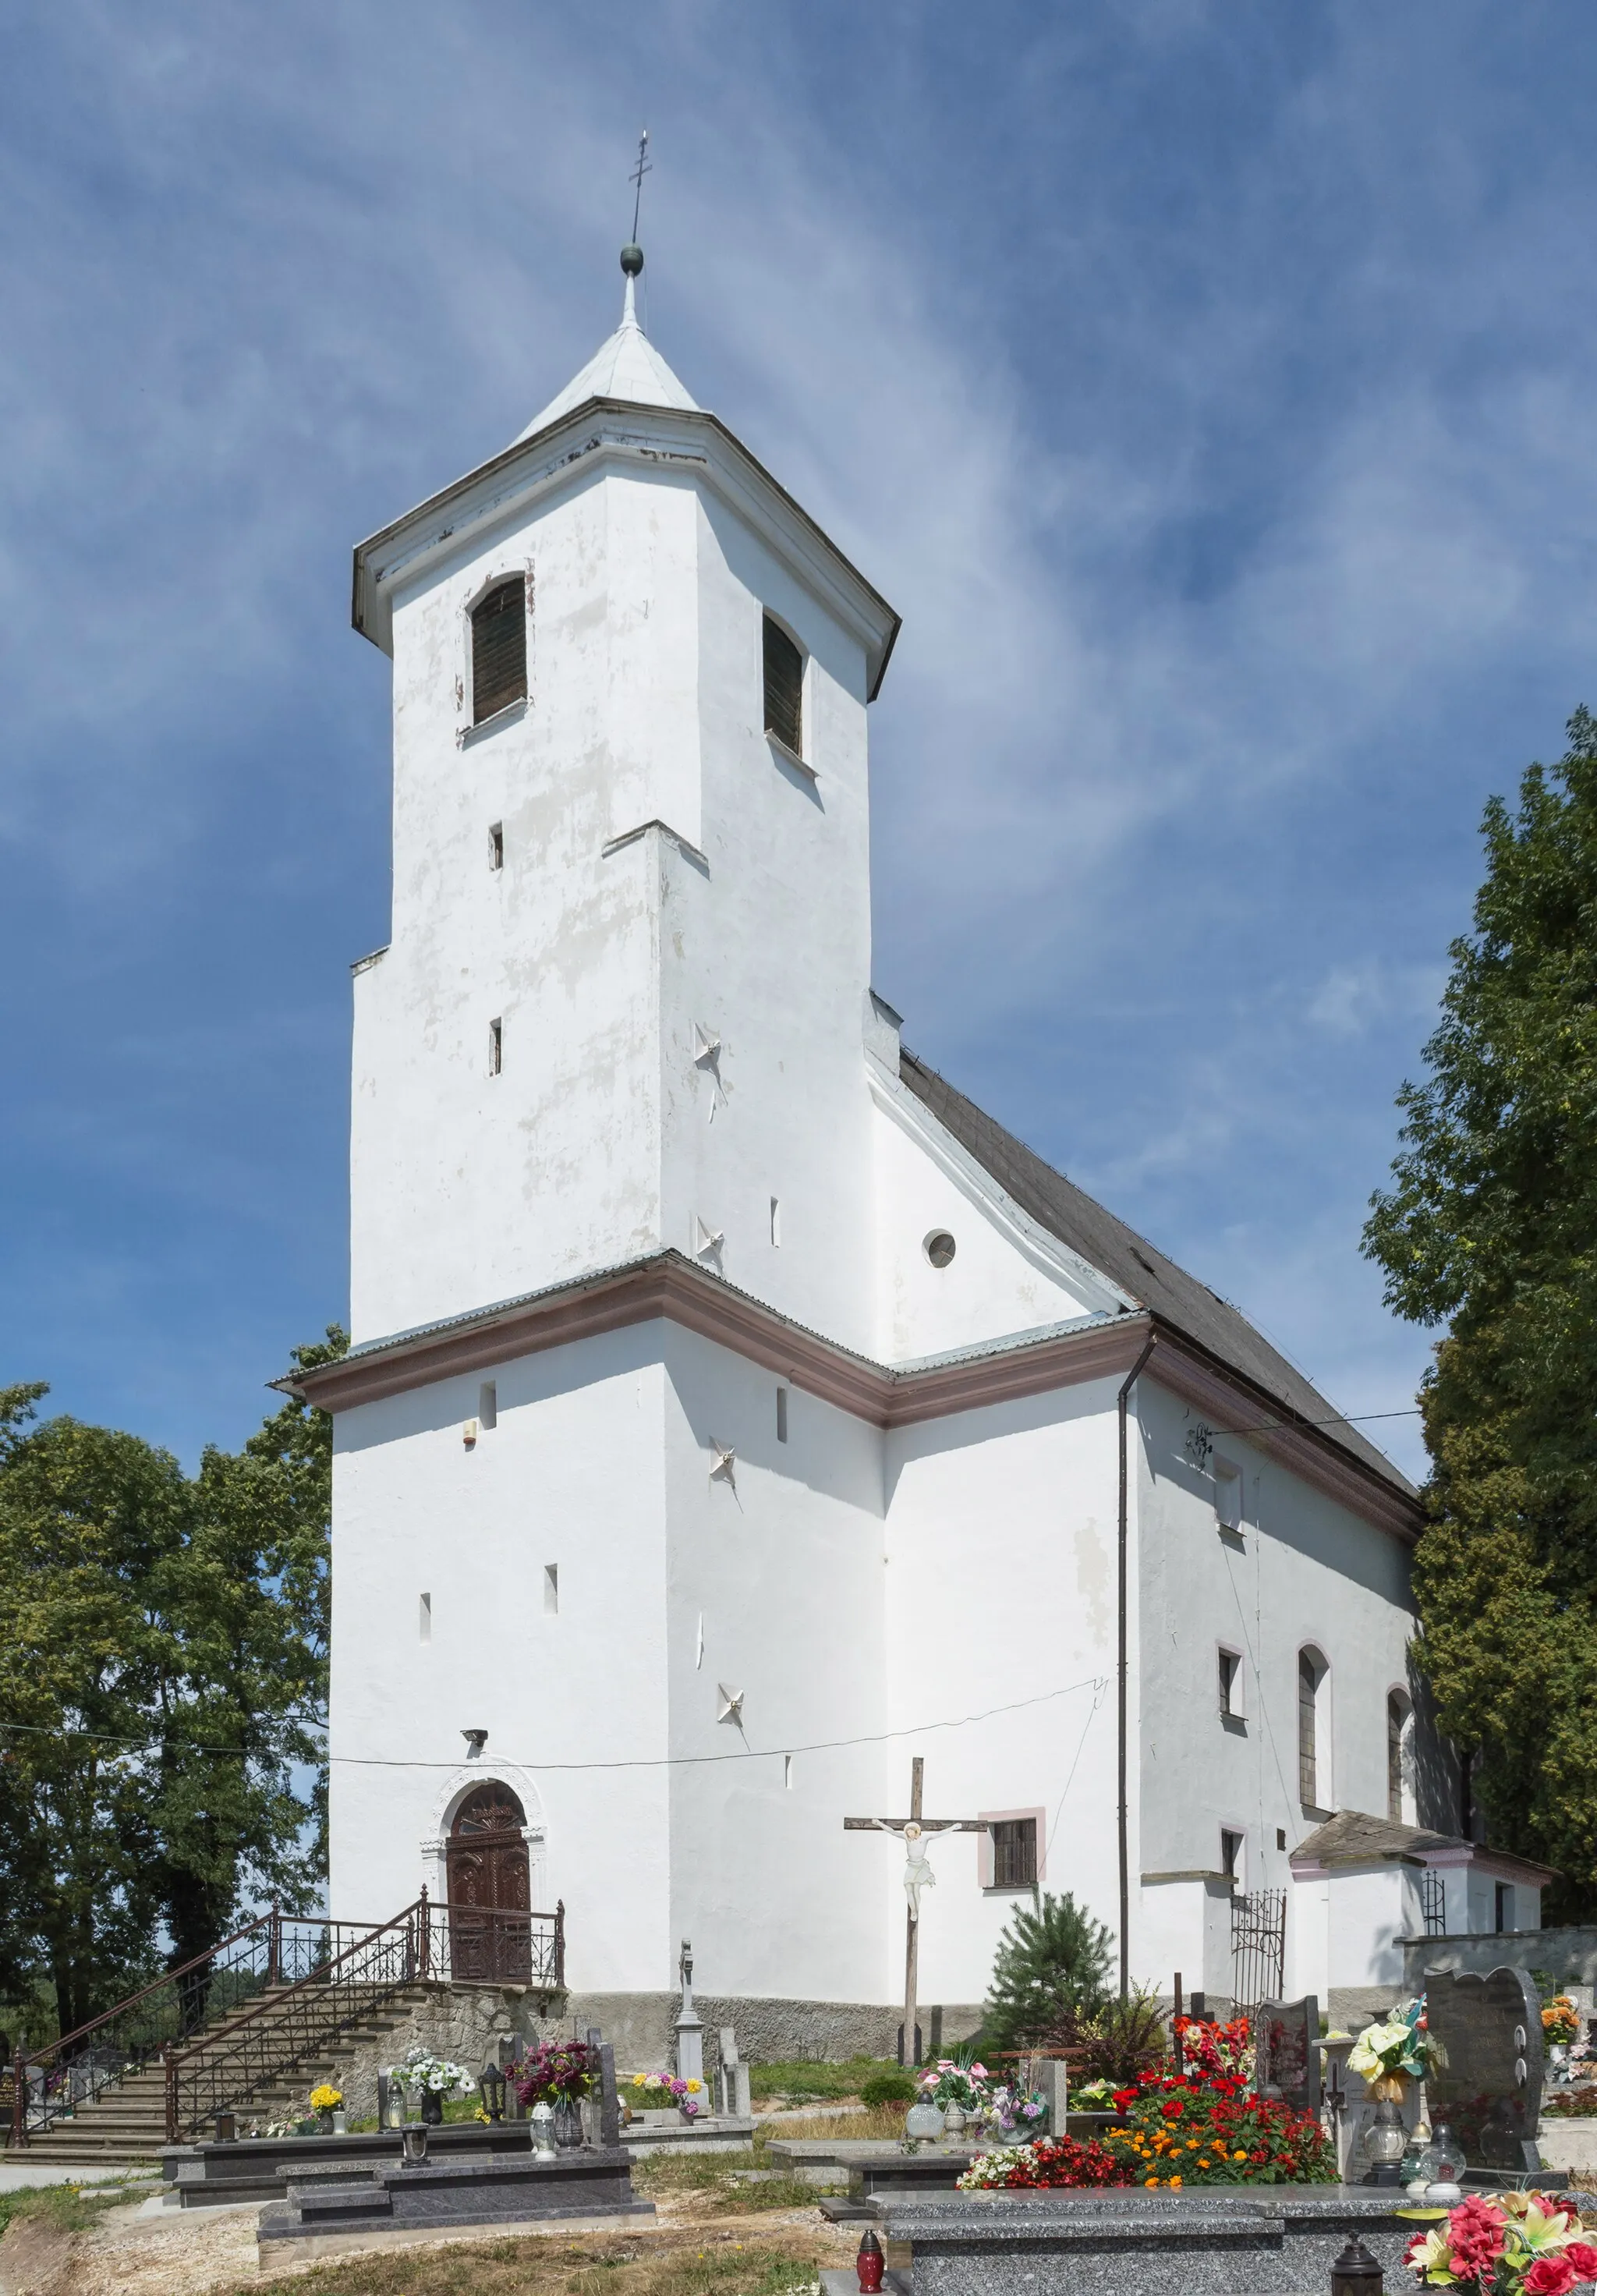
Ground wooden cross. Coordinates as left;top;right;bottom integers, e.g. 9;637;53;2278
845;1756;990;2067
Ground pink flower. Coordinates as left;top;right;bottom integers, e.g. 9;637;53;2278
1445;2199;1508;2284
1523;2256;1579;2296
1562;2245;1597;2282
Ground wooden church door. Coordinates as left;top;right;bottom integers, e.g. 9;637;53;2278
446;1784;532;1981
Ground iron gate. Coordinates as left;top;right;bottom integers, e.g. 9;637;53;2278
1231;1887;1286;2011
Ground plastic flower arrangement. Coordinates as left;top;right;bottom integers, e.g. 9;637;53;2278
918;2060;991;2114
1543;1997;1581;2047
984;2081;1049;2136
309;2085;344;2114
1348;1999;1429;2085
1405;2190;1597;2295
959;2019;1335;2190
1173;2016;1255;2085
384;2045;476;2096
512;2040;599;2106
629;2069;703;2117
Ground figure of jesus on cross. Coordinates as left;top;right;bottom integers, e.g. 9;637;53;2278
845;1757;990;2067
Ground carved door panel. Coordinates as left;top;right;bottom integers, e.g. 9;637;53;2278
447;1786;533;1982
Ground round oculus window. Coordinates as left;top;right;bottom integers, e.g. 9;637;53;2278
923;1229;957;1270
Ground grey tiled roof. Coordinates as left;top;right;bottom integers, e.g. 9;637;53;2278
898;1048;1418;1504
1291;1809;1464;1866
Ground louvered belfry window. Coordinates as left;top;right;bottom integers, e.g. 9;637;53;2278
472;577;527;725
763;615;803;755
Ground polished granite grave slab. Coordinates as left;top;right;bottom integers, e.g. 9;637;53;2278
161;2120;534;2207
873;2188;1432;2296
257;2144;654;2259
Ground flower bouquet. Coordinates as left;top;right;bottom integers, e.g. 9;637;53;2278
1406;2190;1597;2295
918;2059;991;2129
514;2040;598;2105
309;2082;343;2131
384;2045;476;2124
1544;1997;1581;2048
1349;2000;1429;2099
629;2069;704;2120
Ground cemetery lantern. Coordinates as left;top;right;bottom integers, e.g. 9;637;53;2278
856;2228;885;2294
1330;2236;1384;2296
480;2061;506;2121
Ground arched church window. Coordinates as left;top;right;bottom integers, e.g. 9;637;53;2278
472;578;527;724
1387;1689;1416;1823
1298;1648;1327;1809
763;615;803;756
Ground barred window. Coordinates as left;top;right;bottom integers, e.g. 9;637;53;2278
991;1817;1037;1890
472;578;527;724
763;615;803;755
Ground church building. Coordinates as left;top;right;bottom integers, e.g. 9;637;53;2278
290;243;1541;2041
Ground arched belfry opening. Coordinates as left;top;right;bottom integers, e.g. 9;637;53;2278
447;1781;532;1980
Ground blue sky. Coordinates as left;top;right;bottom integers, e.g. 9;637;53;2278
4;2;1595;1483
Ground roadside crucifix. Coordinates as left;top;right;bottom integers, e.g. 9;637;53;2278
845;1756;990;2067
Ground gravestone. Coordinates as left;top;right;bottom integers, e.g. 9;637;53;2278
717;2025;752;2120
1424;1964;1545;2174
587;2026;621;2148
1253;1997;1322;2112
674;1940;705;2088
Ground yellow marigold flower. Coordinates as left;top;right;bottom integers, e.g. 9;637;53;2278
1145;2177;1158;2187
1233;2150;1246;2160
1170;2177;1183;2188
686;2079;703;2092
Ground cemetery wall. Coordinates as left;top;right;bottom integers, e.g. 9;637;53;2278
1405;1928;1597;1992
308;1980;987;2126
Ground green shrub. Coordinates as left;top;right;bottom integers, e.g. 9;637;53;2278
983;1890;1113;2053
860;2069;916;2107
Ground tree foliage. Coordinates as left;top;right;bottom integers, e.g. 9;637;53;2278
0;1331;342;2037
983;1890;1113;2053
1363;707;1597;1914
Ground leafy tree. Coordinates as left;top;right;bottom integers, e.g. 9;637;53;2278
983;1890;1112;2053
0;1331;342;2038
1363;707;1597;1915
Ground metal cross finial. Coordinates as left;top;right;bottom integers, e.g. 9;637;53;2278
630;129;651;243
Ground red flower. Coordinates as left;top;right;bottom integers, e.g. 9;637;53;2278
1444;2198;1507;2284
1563;2245;1597;2282
1522;2255;1578;2296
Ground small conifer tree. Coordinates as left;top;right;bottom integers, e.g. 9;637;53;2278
983;1890;1112;2053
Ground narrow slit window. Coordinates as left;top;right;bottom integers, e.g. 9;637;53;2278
1298;1650;1319;1807
776;1387;788;1444
770;1196;781;1247
1214;1458;1243;1532
1218;1648;1240;1717
543;1564;558;1615
419;1592;432;1644
784;1754;793;1791
471;577;527;724
763;615;803;756
1221;1827;1244;1880
488;1017;502;1075
489;821;505;871
478;1381;497;1430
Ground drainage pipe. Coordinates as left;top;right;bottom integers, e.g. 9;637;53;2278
1117;1328;1157;2000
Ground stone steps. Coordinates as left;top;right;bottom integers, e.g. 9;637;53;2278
10;1981;435;2163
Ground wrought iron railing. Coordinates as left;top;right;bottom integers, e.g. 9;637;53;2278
162;1894;565;2142
1422;1869;1447;1936
6;1908;382;2148
1231;1886;1287;2012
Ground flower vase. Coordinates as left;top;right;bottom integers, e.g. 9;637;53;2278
420;2089;444;2126
1369;2071;1411;2105
318;2111;335;2135
941;2103;967;2137
551;2095;583;2151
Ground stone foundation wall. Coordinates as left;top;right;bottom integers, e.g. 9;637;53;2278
307;1986;986;2124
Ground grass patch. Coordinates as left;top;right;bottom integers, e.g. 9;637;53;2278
749;2056;893;2103
0;2181;143;2238
253;2228;827;2296
757;2105;906;2143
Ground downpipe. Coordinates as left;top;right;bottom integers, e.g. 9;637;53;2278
1117;1329;1157;2000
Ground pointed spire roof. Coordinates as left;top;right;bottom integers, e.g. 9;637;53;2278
514;250;699;444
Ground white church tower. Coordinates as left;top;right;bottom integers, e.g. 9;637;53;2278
347;244;898;1355
296;241;1512;2050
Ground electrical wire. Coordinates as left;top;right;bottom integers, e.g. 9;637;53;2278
0;1674;1106;1775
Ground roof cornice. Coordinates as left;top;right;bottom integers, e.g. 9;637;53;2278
352;399;901;699
285;1253;1421;1541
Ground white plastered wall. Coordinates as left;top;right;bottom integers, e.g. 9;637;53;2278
327;1323;675;1991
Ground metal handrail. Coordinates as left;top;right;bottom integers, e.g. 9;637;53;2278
162;1894;565;2142
7;1908;397;2149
